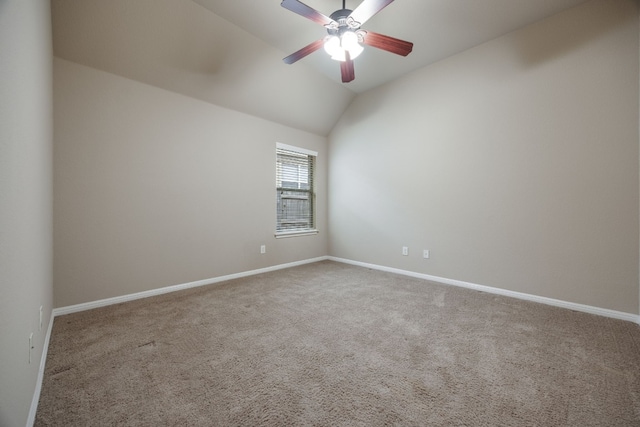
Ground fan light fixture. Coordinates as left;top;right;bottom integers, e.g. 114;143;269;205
323;30;364;61
281;0;414;83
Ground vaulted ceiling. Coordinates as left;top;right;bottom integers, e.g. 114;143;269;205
52;0;591;136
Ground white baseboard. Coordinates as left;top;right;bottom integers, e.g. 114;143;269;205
26;310;55;427
328;256;640;325
51;253;640;323
53;256;330;317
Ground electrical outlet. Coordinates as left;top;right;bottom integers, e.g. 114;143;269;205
39;306;43;331
29;333;34;364
402;246;409;256
260;245;266;254
423;250;430;259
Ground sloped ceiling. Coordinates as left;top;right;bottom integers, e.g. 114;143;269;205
195;0;592;93
52;0;354;136
52;0;591;136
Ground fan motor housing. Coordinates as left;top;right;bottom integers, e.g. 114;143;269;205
327;9;358;36
329;8;352;20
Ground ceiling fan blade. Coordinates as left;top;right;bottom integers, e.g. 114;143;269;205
340;54;355;83
349;0;394;25
283;39;325;64
362;31;413;56
280;0;334;26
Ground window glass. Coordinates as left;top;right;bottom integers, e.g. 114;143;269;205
276;145;316;234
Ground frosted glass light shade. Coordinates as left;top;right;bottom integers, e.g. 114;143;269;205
341;31;359;48
324;36;341;58
324;31;363;62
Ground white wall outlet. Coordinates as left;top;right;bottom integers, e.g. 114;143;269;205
402;246;409;256
260;245;266;254
29;333;34;364
423;249;430;259
39;305;43;331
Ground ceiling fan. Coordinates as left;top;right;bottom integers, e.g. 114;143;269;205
281;0;413;83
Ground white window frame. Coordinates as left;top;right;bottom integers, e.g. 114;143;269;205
275;142;318;238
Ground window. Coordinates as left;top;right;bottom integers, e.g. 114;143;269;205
276;143;317;237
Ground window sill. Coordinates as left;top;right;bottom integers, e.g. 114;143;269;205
275;229;318;239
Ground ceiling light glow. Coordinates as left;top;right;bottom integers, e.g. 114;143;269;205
324;31;363;62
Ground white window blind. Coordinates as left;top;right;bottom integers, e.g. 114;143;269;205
276;144;316;234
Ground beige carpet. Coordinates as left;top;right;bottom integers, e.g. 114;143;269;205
36;261;640;426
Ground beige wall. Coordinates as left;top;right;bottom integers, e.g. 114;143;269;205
53;58;328;308
0;0;54;426
329;0;639;314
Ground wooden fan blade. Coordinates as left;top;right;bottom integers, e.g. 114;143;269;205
283;39;325;64
340;54;355;83
362;31;413;56
281;0;334;26
349;0;394;25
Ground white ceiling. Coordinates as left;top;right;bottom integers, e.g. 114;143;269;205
193;0;591;93
52;0;591;135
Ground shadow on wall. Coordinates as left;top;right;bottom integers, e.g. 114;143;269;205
332;1;637;128
330;85;386;130
508;0;637;66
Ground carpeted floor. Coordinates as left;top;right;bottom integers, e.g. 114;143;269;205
36;261;640;426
